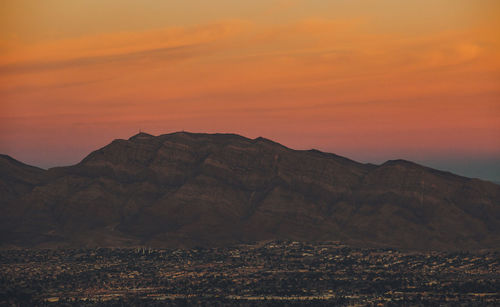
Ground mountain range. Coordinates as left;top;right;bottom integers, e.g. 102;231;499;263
1;132;499;250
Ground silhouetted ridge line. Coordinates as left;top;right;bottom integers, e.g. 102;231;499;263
0;154;46;171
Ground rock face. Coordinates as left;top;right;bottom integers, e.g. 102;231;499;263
1;132;499;250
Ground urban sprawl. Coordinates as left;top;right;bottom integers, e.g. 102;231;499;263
1;241;498;306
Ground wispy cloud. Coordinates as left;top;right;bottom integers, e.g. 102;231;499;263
0;43;206;74
0;20;250;73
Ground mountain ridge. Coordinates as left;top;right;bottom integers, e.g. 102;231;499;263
1;132;499;251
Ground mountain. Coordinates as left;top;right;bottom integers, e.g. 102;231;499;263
1;132;499;250
0;155;48;245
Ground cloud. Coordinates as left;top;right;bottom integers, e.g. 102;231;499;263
0;77;114;95
0;20;249;74
0;43;205;75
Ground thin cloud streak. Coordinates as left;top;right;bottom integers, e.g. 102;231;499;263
0;43;207;75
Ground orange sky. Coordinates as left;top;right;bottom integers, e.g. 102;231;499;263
1;0;499;180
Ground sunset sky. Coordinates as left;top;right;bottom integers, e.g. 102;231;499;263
1;0;499;181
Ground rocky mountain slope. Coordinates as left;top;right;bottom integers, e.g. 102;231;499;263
1;132;499;250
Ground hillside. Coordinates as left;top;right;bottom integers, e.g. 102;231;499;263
1;132;499;250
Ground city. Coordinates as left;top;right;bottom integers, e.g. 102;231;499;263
1;241;498;305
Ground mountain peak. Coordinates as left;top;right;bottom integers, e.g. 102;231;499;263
129;132;155;141
382;159;420;167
